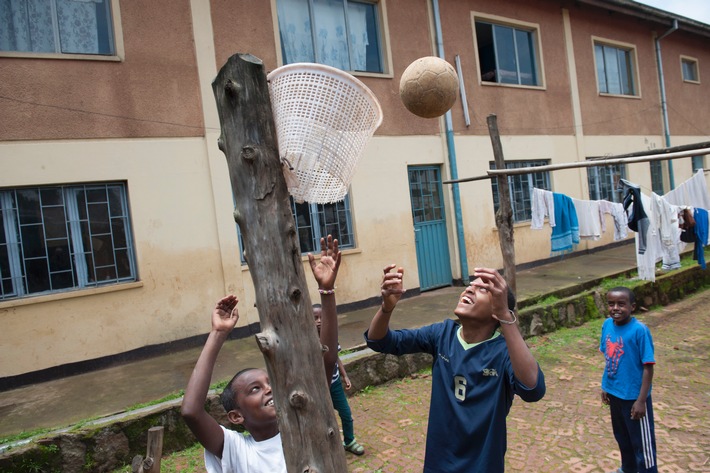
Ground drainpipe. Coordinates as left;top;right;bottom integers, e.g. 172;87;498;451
432;0;469;284
655;19;678;189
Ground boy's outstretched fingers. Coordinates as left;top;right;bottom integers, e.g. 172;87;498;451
212;295;240;332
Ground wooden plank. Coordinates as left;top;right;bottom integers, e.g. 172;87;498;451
212;53;347;472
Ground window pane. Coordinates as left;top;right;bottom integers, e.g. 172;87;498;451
350;1;381;73
88;202;110;234
682;60;698;81
0;183;136;300
491;160;550;222
476;22;496;82
587;165;625;202
294;201;315;253
617;49;632;95
650;161;664;194
515;29;536;86
595;44;607;93
1;0;114;55
313;0;349;69
596;43;636;96
43;206;67;240
278;0;381;73
17;189;42;225
603;46;621;94
493;25;518;84
0;1;55;53
277;0;315;63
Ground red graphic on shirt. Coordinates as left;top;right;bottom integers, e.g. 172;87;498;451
604;335;624;376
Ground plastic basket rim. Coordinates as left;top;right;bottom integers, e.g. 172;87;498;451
267;62;383;129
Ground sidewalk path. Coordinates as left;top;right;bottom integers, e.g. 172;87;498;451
342;290;710;472
0;242;645;439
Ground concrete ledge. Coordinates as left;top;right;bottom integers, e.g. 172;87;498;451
2;264;709;472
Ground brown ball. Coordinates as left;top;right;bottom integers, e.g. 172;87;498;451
399;56;459;118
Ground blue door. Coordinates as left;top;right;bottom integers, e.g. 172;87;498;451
408;166;452;291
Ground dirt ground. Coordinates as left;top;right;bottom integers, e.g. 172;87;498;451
343;290;710;473
118;289;709;472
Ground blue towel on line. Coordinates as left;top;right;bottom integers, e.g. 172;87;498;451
551;193;579;255
693;207;708;269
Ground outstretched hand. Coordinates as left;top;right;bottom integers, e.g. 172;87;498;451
472;268;510;320
381;264;405;312
308;235;341;290
212;294;239;334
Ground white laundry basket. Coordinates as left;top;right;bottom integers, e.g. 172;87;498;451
267;63;383;204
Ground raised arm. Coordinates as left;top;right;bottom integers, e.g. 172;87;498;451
181;295;239;457
308;235;341;382
472;268;540;388
367;264;405;341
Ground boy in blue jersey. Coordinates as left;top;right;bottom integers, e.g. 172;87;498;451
601;287;657;473
365;265;546;473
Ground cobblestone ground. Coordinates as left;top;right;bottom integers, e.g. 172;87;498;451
343;292;710;473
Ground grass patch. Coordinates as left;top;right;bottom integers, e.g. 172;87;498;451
126;390;185;411
527;318;604;364
112;443;204;473
536;294;560;306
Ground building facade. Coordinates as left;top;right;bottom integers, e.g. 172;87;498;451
1;0;708;383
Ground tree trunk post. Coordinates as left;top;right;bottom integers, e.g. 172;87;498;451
212;53;348;472
487;114;517;295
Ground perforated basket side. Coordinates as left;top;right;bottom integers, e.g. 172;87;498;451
268;63;383;203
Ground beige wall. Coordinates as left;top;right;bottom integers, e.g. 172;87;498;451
1;0;709;378
0;137;245;376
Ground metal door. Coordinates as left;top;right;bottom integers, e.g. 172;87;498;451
408;166;452;291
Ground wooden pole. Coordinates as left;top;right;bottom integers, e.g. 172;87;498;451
132;426;164;473
212;53;347;472
487;114;517;295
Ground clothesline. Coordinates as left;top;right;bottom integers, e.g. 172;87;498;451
444;144;710;184
532;170;710;282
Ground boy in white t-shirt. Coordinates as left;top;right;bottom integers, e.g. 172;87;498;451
181;236;341;473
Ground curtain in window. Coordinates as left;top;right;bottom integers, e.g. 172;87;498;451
0;0;101;53
346;1;368;71
277;0;368;71
277;0;314;64
57;0;101;54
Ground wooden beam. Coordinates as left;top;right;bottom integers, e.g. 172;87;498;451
487;115;517;294
444;146;710;184
212;53;347;472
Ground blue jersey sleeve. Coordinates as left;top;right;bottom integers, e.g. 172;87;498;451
509;363;546;402
364;323;442;356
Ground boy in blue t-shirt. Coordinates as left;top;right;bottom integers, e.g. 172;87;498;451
365;265;546;473
601;287;657;473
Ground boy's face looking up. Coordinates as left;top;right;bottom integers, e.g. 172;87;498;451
453;279;493;322
228;369;277;430
606;290;635;326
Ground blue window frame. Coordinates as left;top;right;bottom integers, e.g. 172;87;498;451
276;0;383;73
692;156;705;173
0;183;136;300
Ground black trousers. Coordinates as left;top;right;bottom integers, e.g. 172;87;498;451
608;394;658;473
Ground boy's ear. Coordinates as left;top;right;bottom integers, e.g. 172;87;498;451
227;409;245;425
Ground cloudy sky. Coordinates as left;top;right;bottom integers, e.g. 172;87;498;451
635;0;710;25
